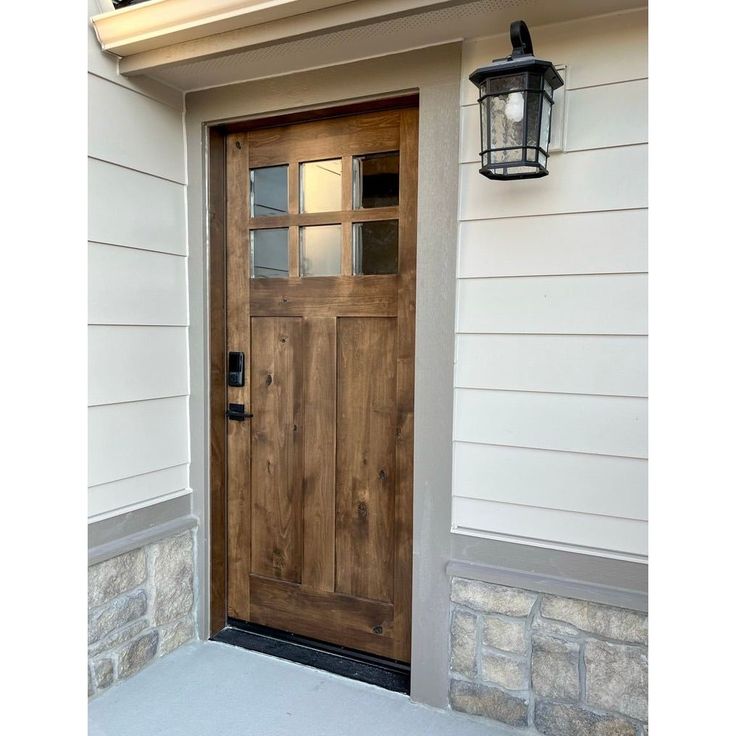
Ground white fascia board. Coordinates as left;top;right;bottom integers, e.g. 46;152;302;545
91;0;456;57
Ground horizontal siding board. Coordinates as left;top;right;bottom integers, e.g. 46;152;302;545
88;464;189;519
88;243;188;326
454;389;647;459
455;334;647;397
88;158;186;254
88;73;185;183
461;9;648;104
456;274;647;335
459;145;647;221
565;79;648;151
452;497;647;558
453;442;647;520
88;325;188;406
457;209;647;278
88;397;190;486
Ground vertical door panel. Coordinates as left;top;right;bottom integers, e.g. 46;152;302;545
250;317;304;583
336;317;398;603
301;316;337;591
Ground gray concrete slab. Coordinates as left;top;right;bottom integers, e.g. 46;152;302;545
88;641;507;735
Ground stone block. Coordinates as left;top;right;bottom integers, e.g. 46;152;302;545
88;590;147;645
540;595;647;645
585;640;648;722
535;701;637;736
482;616;526;654
159;618;195;657
88;619;149;657
118;630;159;680
450;679;528;728
532;635;580;700
92;657;114;691
88;665;93;697
88;549;146;608
480;652;527;690
450;609;477;678
451;578;536;617
151;533;194;625
532;611;580;639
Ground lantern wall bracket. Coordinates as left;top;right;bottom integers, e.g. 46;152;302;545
510;20;534;58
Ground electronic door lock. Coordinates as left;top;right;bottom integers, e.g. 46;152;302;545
226;403;253;421
228;351;245;387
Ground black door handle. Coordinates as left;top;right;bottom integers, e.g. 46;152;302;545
226;403;253;421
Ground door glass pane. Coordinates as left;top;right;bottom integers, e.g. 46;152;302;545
251;228;289;278
250;165;288;217
300;225;341;276
300;159;342;213
353;152;400;208
353;220;399;275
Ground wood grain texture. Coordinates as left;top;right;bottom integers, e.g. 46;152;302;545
392;107;418;662
250;276;398;317
220;105;416;661
249;575;395;657
208;126;228;634
226;131;252;620
250;317;304;583
248;110;401;167
301;317;337;591
335;317;397;604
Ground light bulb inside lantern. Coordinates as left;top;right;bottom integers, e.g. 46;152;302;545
504;92;525;123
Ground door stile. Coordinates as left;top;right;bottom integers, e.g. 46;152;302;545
392;108;419;662
226;131;253;619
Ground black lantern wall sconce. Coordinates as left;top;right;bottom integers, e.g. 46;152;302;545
469;20;564;180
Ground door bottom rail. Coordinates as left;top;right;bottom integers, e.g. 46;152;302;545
212;618;410;694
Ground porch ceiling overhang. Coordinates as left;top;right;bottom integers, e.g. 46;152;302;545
91;0;472;57
91;0;647;91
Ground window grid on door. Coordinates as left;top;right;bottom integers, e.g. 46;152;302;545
247;151;400;278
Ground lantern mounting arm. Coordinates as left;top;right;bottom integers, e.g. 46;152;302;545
510;20;533;58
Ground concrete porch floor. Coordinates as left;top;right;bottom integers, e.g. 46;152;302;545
89;641;508;735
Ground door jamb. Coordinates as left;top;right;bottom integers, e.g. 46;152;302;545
207;94;420;636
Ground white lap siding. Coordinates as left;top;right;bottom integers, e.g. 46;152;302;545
87;0;188;522
452;8;648;560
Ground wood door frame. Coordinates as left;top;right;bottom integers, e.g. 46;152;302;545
208;94;420;636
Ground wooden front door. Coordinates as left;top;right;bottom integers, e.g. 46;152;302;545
225;107;417;663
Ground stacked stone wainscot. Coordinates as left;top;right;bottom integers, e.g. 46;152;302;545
88;531;197;697
448;577;648;736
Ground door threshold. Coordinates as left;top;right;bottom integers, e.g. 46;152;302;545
211;619;410;694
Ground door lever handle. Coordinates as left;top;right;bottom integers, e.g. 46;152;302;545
226;403;253;421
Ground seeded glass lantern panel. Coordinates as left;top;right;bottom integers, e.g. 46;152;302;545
470;21;563;180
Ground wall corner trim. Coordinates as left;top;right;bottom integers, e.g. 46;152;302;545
89;514;198;566
446;559;648;612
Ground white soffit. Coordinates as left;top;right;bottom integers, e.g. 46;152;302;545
93;0;647;91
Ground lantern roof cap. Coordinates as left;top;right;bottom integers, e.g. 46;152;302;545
469;20;564;90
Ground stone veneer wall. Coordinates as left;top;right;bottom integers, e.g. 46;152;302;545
449;577;648;736
88;530;197;697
